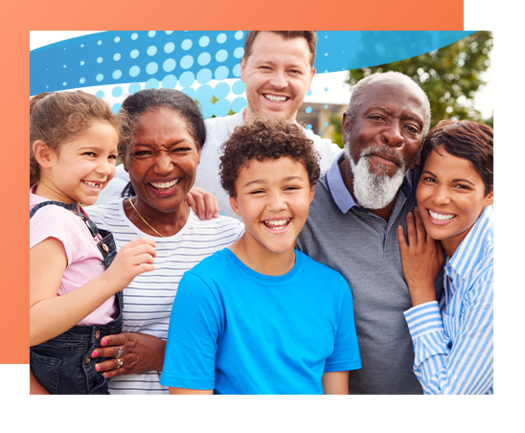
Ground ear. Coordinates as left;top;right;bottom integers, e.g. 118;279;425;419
308;67;316;90
240;57;247;83
341;113;350;146
483;190;494;207
308;185;315;204
32;140;57;168
410;149;422;170
229;195;241;217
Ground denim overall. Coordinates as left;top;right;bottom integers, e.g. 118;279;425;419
30;201;123;394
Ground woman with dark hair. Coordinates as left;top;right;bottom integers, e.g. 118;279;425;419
397;120;494;394
35;88;243;394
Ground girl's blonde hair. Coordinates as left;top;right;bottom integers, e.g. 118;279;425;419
30;91;119;186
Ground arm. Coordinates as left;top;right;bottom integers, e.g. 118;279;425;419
30;368;50;395
30;237;156;347
169;387;213;395
322;371;349;395
397;207;444;306
404;277;493;394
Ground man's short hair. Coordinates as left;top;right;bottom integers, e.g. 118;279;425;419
219;117;321;198
345;71;431;141
420;120;493;195
243;31;317;69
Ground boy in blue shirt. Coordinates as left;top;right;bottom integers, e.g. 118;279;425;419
160;118;361;394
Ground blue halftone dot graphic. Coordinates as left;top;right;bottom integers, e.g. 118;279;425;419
324;104;328;109
232;80;245;95
129;66;140;77
162;75;177;89
130;49;139;59
216;50;228;62
164;42;175;53
198;52;211;66
80;61;85;66
112;86;123;97
146;62;158;75
98;41;102;45
307;90;312;96
234;47;244;58
96;74;104;82
97;57;103;63
200;101;214;119
79;78;85;84
163;58;176;72
306;124;312;130
145;78;160;89
181;55;194;69
181;87;196;99
197;68;212;84
147;46;157;56
128;83;141;94
232;64;241;77
235;31;244;40
324;87;328;91
63;65;67;68
324;122;329;126
114;53;121;61
96;90;104;98
182;39;193;50
131;33;138;40
215;66;229;80
166;31;173;35
306;106;312;113
179;71;195;87
232;97;247;113
214;82;230;99
217;33;227;44
63;82;67;86
114;37;120;43
113;70;122;79
214;99;231;117
196;84;213;102
148;31;156;37
111;103;122;114
199;36;210;47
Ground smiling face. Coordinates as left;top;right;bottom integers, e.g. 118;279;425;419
416;145;494;257
123;107;201;218
230;157;314;262
240;32;315;123
39;121;118;205
344;76;426;178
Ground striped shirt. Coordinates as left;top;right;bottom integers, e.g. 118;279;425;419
404;205;493;394
88;199;244;394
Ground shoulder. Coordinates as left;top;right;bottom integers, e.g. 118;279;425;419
86;200;123;227
205;113;243;139
187;213;244;235
296;250;348;288
183;248;232;283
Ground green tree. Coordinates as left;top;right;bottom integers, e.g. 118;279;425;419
331;31;493;147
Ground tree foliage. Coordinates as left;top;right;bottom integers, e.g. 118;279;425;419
330;31;493;147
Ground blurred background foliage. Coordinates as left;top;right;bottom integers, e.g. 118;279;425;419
330;31;493;148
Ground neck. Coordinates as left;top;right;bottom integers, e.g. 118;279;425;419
242;107;296;124
338;158;397;221
229;235;296;276
125;197;190;237
34;180;79;206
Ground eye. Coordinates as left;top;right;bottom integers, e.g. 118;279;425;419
423;176;436;183
249;189;265;195
405;125;419;133
108;155;117;161
84;152;96;157
369;115;384;121
132;150;151;157
172;146;192;153
285;186;299;191
454;184;470;190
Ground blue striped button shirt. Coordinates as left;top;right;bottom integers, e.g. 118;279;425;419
404;205;493;394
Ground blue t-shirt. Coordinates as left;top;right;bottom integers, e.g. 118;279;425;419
160;248;361;395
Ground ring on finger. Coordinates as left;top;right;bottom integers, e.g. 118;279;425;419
117;358;123;369
115;346;123;359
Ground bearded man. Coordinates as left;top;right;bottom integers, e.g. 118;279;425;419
296;71;443;394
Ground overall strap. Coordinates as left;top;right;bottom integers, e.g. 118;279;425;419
30;201;116;268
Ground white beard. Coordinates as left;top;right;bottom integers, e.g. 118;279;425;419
346;146;406;210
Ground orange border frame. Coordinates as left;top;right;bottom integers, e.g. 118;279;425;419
1;0;464;364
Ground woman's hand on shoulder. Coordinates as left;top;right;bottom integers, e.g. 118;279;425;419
91;332;166;379
397;206;444;306
186;186;220;220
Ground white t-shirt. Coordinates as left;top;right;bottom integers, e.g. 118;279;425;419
96;109;341;218
88;199;244;394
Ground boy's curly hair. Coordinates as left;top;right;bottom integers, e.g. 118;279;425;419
219;117;321;198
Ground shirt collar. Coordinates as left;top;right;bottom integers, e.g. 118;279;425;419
325;151;416;214
446;205;493;279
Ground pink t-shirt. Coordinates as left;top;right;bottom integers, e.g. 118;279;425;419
30;190;117;326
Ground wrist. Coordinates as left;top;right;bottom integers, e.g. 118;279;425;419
407;281;436;306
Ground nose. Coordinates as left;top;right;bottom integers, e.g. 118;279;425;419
268;70;287;89
96;158;113;176
267;190;287;212
382;121;404;148
154;151;173;174
433;184;451;205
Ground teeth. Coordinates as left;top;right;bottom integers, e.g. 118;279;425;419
84;181;101;188
264;94;287;103
429;209;456;221
265;219;290;229
151;179;179;189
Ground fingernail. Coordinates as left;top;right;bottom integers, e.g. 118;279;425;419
103;374;107;378
96;365;100;372
398;225;403;230
101;340;107;346
408;212;413;217
415;207;419;213
92;351;98;357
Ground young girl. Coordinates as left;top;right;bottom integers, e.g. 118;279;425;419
30;91;156;394
397;120;493;394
